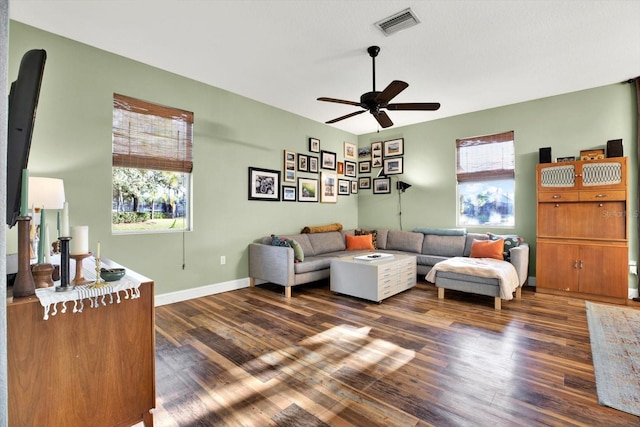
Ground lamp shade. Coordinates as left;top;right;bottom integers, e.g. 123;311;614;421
396;180;412;192
28;177;65;210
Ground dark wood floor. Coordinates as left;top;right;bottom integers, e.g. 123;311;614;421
153;280;640;426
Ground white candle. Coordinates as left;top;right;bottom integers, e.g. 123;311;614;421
70;225;89;255
44;224;51;263
60;201;69;237
96;241;101;259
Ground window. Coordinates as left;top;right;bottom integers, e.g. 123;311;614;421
112;94;193;233
456;131;515;226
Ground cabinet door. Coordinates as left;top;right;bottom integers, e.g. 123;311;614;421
538;163;576;189
538;202;626;240
579;245;628;297
536;242;579;292
580;159;626;190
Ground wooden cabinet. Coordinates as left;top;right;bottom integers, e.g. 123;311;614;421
536;157;629;303
7;261;156;426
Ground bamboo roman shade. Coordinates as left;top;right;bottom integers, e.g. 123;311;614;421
112;93;194;173
456;131;514;182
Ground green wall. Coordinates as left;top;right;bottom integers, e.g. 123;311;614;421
6;22;358;294
7;21;638;294
358;83;638;287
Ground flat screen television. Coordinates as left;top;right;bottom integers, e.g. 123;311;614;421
6;49;46;227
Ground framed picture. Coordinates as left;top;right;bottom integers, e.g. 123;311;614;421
321;150;337;170
383;138;404;157
359;176;371;189
359;161;371;174
320;171;338;203
351;180;358;194
298;177;318;202
371;141;383;167
338;179;350;195
373;177;391;194
344;142;357;160
337;161;344;175
556;156;576;162
309;137;320;153
308;156;319;173
344;161;356;177
383;157;404;175
298;154;309;172
248;167;280;201
283;150;296;182
282;186;296;201
358;146;372;159
372;157;383;168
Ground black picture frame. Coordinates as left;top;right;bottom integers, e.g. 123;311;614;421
308;156;319;173
359;176;371;189
383;138;404;157
351;180;358;194
298;154;309;172
309;137;320;153
359;161;371;174
282;185;296;201
383;157;403;175
248;167;280;201
344;160;357;177
338;179;350;195
373;177;391;194
321;150;337;170
298;177;319;202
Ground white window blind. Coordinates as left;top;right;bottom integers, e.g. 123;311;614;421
456;131;514;182
112;93;193;173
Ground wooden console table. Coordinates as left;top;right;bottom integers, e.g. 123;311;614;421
7;259;155;427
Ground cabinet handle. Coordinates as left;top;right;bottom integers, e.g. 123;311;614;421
598;203;604;207
579;260;584;269
595;194;608;198
574;260;578;269
555;203;560;207
552;195;561;199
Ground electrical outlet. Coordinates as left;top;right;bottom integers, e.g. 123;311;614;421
220;256;226;265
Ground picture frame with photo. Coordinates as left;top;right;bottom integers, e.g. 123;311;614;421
371;141;383;167
359;161;371;174
359;176;371;189
383;138;404;157
383;157;404;175
358;145;372;159
308;156;319;173
298;177;318;202
337;161;344;175
321;150;337;170
309;137;320;153
373;177;391;194
344;161;356;177
248;167;280;201
344;142;357;160
338;179;350;195
283;150;296;182
320;171;338;203
298;154;308;172
351;180;358;194
282;186;296;202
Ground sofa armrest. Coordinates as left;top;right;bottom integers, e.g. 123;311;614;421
509;243;529;286
248;243;295;286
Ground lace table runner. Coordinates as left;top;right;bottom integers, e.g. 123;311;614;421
34;257;142;320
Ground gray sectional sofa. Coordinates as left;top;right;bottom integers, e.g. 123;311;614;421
248;228;529;301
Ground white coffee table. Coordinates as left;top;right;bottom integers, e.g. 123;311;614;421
330;253;416;302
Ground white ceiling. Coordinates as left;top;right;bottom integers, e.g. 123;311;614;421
9;0;640;135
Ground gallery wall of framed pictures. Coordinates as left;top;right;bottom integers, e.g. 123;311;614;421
248;136;405;202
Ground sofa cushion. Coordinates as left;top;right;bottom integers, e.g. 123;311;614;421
470;238;504;260
346;234;375;250
416;254;451;267
487;232;523;261
270;235;305;262
294;256;333;274
374;229;389;249
355;229;378;249
421;234;466;257
386;230;424;253
307;231;346;254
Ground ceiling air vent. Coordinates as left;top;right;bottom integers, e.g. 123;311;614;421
374;8;420;36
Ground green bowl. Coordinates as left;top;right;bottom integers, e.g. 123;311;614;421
100;268;126;282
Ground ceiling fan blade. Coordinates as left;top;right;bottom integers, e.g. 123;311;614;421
375;80;408;104
373;111;393;128
317;97;361;107
387;102;441;111
326;110;366;124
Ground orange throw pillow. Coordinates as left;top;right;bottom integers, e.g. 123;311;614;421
470;238;504;260
346;233;375;251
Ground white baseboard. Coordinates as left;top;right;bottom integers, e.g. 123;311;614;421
629;287;639;299
154;277;250;307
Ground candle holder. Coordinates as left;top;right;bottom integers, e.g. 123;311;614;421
70;253;92;285
89;256;107;289
56;237;74;292
13;216;36;298
31;263;54;288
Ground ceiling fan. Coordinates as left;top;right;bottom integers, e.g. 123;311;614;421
318;46;441;129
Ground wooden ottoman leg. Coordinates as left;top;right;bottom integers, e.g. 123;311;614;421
285;286;292;298
516;286;522;299
249;277;256;288
437;287;444;299
494;297;501;310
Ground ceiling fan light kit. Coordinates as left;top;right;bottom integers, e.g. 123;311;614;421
318;45;440;129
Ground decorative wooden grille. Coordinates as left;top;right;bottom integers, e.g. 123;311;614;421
540;165;576;187
582;162;622;186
